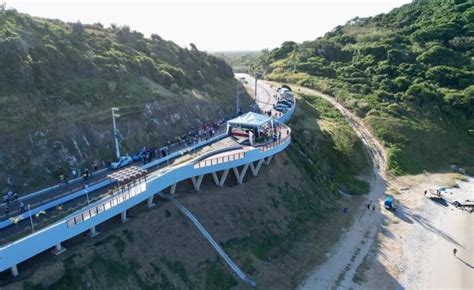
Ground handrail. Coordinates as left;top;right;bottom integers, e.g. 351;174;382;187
194;151;245;169
66;180;146;229
260;136;290;152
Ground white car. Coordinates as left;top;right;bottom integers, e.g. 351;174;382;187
111;156;133;169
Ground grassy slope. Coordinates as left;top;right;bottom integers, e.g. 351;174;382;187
0;9;249;189
246;0;474;175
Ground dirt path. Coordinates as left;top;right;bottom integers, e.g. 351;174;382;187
261;83;388;289
267;83;473;290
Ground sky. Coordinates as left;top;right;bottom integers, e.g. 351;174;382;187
7;0;412;51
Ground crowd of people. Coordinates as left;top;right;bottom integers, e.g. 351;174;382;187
2;191;26;216
167;116;230;150
1;106;270;219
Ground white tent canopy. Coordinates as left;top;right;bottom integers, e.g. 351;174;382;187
227;112;272;129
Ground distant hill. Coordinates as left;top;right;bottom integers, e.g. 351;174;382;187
249;0;474;175
0;9;250;189
212;51;262;73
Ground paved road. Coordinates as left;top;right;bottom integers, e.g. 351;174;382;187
0;138;209;221
0;75;287;243
0;127;230;241
235;73;275;114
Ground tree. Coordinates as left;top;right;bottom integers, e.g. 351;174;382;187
71;21;85;38
426;66;472;89
151;33;163;42
403;82;441;106
416;45;466;66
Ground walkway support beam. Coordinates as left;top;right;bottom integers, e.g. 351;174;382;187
191;175;204;191
89;226;99;238
233;164;249;184
169;183;177;195
147;195;155;208
264;155;273;165
10;265;18;277
250;159;264;176
53;243;66;255
121;210;128;223
211;169;229;187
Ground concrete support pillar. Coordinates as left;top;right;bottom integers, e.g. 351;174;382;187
53;243;66;255
169;183;177;195
264;155;273;165
121;210;128;223
10;265;18;277
233;164;249;184
212;169;230;187
211;172;219;186
147;195;155;208
250;159;264;176
89;226;99;238
191;175;204;191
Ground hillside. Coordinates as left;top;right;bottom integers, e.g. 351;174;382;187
0;9;252;190
212;51;262;73
3;87;372;289
248;0;474;175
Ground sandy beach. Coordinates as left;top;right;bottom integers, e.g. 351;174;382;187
362;173;474;290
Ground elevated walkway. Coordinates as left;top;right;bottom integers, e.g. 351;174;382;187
0;84;296;279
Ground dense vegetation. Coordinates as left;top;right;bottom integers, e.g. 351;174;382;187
0;9;243;189
0;9;233;131
248;0;474;175
212;51;261;73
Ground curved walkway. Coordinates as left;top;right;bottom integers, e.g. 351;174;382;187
0;79;296;279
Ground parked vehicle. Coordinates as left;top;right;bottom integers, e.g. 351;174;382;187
278;100;293;107
273;104;289;112
278;88;290;94
384;196;396;211
132;148;148;162
425;188;443;199
452;199;474;213
282;84;292;91
275;102;291;109
110;156;133;169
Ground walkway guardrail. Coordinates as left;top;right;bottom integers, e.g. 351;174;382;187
193;151;245;169
260;136;289;152
66;181;147;228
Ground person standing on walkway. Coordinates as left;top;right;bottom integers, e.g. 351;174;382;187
372;204;375;211
19;201;26;213
367;203;370;210
453;248;457;256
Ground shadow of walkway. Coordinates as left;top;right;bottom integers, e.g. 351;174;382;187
456;256;474;269
393;205;464;248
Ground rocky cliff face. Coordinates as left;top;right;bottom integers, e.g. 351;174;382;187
0;9;251;191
